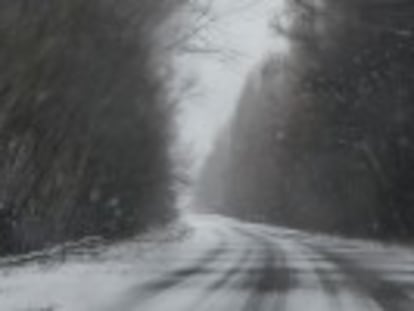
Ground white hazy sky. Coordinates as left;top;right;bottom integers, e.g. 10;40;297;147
176;0;286;172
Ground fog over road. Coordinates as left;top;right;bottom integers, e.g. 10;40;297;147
104;215;414;311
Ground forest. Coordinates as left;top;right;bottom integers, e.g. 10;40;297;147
197;0;414;239
1;0;414;257
0;0;191;254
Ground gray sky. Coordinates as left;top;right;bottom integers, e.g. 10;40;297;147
176;0;286;173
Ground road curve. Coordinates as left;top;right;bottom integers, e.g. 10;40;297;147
105;214;414;311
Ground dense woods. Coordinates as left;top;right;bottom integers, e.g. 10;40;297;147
197;0;414;239
0;0;188;254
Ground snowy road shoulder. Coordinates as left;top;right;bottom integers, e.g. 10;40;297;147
0;218;192;311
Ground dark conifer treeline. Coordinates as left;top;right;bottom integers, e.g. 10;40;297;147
197;0;414;239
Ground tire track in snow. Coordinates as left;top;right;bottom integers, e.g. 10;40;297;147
312;246;414;311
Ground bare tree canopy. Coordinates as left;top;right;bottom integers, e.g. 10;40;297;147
0;0;192;254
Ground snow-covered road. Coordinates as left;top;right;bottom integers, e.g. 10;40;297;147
1;214;414;311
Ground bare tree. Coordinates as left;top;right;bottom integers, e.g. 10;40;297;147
0;0;194;254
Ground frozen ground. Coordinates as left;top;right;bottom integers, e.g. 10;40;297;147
1;214;414;311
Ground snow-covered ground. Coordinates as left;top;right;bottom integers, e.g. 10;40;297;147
1;214;414;311
0;219;191;311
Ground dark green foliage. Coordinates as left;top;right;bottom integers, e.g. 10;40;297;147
0;0;184;254
197;0;414;239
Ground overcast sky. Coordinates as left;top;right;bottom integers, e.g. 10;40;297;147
176;0;286;173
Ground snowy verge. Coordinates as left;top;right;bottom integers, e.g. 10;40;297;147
0;216;193;311
0;216;192;267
